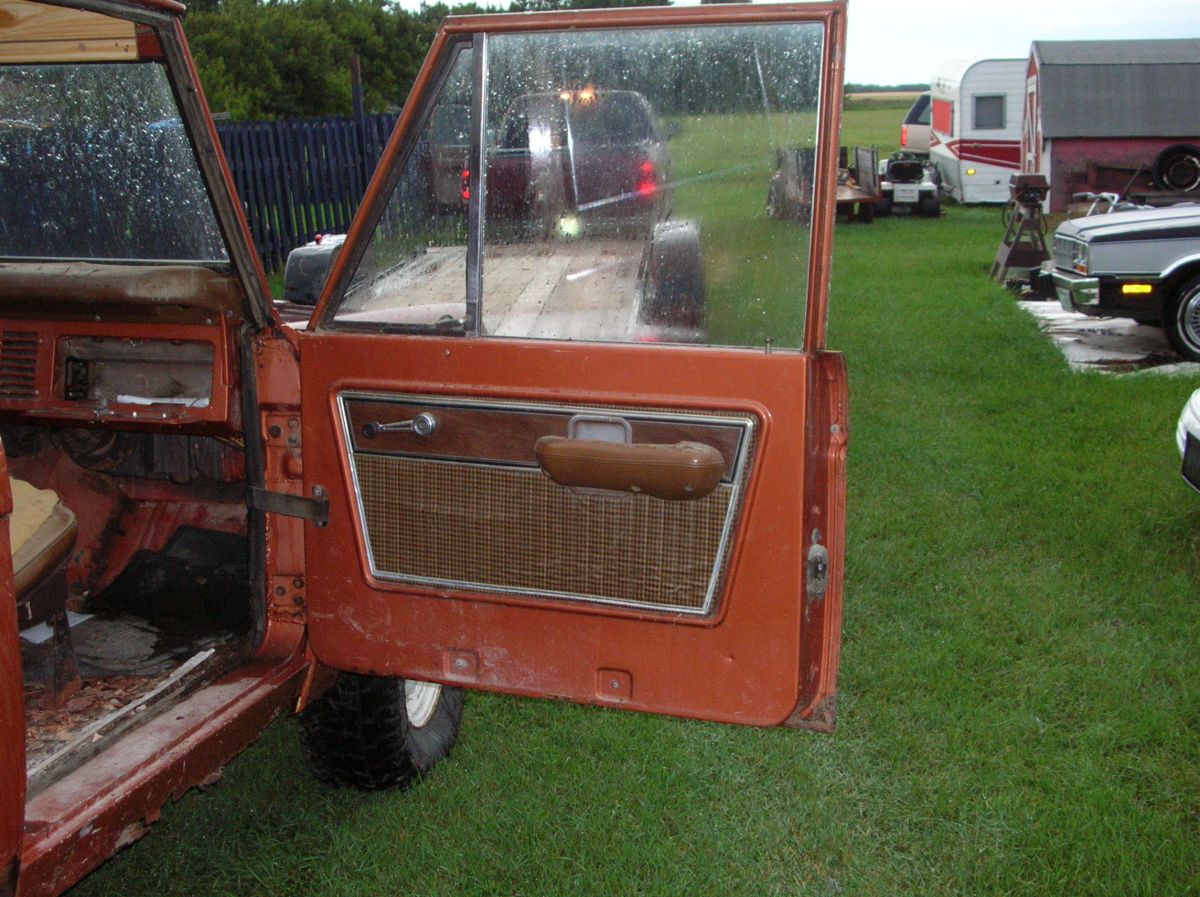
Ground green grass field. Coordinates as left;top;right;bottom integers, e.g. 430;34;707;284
68;107;1200;897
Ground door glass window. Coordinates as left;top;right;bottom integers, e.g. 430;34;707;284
335;46;473;329
483;24;822;348
330;23;825;349
974;94;1005;130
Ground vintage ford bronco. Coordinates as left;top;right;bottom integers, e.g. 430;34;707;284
1049;204;1200;360
0;2;848;895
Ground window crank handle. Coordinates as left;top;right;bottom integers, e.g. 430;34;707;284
361;411;438;439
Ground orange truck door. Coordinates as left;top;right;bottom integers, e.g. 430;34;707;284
300;2;848;729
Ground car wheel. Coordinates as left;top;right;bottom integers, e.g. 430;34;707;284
857;201;875;223
298;673;464;790
1153;144;1200;193
918;194;941;218
1166;276;1200;362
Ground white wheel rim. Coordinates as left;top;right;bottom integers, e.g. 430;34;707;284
1180;288;1200;353
404;679;441;728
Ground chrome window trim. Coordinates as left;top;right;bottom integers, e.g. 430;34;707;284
465;32;488;337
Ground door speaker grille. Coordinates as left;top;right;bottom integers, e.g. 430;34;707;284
354;454;732;612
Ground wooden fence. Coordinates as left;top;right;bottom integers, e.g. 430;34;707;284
215;113;398;273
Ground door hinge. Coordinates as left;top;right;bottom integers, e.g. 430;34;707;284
247;486;328;527
805;529;829;601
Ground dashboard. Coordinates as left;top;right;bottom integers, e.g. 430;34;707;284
0;319;231;425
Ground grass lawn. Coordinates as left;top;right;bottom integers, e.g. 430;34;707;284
68;112;1200;897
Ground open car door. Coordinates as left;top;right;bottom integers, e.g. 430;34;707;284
299;2;848;729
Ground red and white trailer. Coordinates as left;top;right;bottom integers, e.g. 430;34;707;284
929;58;1025;203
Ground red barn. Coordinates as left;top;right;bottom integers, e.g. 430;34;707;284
1021;39;1200;212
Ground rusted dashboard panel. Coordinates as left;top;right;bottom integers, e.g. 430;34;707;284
0;320;231;425
339;393;755;615
58;336;213;406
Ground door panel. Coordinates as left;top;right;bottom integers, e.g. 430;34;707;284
341;392;753;614
301;336;845;727
301;3;848;728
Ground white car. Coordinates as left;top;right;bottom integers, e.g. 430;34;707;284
1177;388;1200;489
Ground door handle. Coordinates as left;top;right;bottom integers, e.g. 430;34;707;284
534;436;723;501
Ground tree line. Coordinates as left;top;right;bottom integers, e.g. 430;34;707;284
186;0;738;121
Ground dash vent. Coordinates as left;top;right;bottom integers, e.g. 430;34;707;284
0;331;40;399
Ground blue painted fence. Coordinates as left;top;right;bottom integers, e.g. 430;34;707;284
215;113;398;273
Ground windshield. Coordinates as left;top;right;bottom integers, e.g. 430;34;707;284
0;62;227;262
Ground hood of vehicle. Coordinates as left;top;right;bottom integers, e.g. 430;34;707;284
1059;204;1200;244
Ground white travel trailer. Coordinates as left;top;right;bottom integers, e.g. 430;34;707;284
929;58;1025;203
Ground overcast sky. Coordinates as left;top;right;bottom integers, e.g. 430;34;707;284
838;0;1200;84
394;0;1200;85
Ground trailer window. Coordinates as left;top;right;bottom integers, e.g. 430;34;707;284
931;98;953;136
973;94;1005;130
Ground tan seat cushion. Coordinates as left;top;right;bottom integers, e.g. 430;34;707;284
9;478;77;598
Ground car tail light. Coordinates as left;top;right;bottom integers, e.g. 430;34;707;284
461;169;470;202
900;125;908;147
637;160;656;198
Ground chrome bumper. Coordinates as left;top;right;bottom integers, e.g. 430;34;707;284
1051;269;1100;313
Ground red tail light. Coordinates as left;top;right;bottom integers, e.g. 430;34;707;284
636;160;656;198
900;125;908;147
461;169;470;202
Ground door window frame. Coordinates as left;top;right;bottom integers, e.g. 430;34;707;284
308;3;846;355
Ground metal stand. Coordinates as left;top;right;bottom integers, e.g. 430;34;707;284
991;174;1051;287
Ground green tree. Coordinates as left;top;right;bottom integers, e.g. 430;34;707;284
187;0;432;119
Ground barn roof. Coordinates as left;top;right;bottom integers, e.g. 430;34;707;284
1033;39;1200;138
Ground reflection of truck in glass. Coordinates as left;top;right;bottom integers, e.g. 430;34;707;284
487;89;669;229
294;88;703;338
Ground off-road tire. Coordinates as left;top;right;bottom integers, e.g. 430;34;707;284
1165;276;1200;362
918;194;941;218
298;673;464;790
641;220;706;330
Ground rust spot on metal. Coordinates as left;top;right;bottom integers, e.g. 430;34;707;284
782;693;836;733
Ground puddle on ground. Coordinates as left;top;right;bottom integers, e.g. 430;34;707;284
1018;299;1200;375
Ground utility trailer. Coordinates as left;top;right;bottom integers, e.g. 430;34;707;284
929;58;1024;203
835;146;881;222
